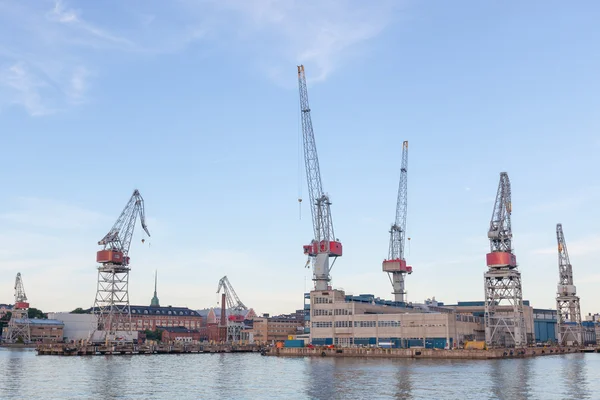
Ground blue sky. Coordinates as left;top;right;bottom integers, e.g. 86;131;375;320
1;0;599;316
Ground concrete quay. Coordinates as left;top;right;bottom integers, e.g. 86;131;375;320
264;346;584;360
36;343;260;356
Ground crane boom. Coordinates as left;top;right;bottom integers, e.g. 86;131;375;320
389;140;409;260
216;276;247;313
297;65;342;291
14;272;27;304
486;172;516;267
382;141;411;302
97;189;150;266
557;224;574;287
556;223;582;346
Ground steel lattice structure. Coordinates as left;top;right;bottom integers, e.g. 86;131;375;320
297;65;342;291
217;276;248;343
484;173;526;348
556;223;582;346
382;141;412;302
5;273;31;343
91;189;150;344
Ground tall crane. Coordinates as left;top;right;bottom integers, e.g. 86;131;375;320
297;65;342;291
216;276;248;343
382;141;412;302
556;223;582;346
484;172;526;348
5;273;31;343
91;189;150;344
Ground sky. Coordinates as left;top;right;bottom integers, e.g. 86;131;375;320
0;0;599;316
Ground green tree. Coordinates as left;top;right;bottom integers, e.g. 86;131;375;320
28;308;47;319
144;329;163;342
70;308;88;314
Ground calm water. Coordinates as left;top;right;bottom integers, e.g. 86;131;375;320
1;348;599;399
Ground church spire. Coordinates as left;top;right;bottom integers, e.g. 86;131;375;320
150;270;160;307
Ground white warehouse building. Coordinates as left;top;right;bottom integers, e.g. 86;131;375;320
309;289;484;348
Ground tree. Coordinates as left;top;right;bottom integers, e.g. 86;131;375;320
144;329;163;342
70;308;88;314
28;308;47;319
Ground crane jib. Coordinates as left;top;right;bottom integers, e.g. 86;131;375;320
297;65;342;261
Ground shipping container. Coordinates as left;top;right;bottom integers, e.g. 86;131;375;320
284;340;305;348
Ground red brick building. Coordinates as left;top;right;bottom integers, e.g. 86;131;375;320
161;326;201;343
129;305;203;332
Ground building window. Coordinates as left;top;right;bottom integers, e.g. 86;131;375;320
312;321;332;328
378;321;401;328
334;321;351;328
354;321;376;328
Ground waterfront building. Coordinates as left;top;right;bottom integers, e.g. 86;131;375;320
533;308;558;344
47;312;97;342
160;326;202;343
2;318;64;343
245;314;304;344
309;289;481;348
445;301;535;345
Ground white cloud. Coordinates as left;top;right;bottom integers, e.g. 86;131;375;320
0;197;109;231
1;63;52;116
47;0;134;48
209;0;399;83
0;0;401;115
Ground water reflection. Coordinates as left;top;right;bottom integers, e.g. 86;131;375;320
392;361;412;400
305;358;336;400
562;354;589;399
1;349;600;399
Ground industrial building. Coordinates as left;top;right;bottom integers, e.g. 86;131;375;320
533;308;558;343
2;318;64;343
245;313;304;344
309;289;482;348
47;313;97;342
160;326;202;343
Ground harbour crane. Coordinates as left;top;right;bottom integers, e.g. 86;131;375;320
216;276;248;343
382;140;412;302
556;223;582;346
91;189;150;343
484;173;526;348
297;65;342;291
5;272;31;343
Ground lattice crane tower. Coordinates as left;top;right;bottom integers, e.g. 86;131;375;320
297;65;342;291
5;273;31;343
92;189;150;343
216;276;248;343
382;141;412;302
556;223;582;346
484;172;526;347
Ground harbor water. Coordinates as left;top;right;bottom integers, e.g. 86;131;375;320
1;348;599;399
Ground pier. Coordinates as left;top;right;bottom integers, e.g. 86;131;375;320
35;343;260;356
263;346;589;360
